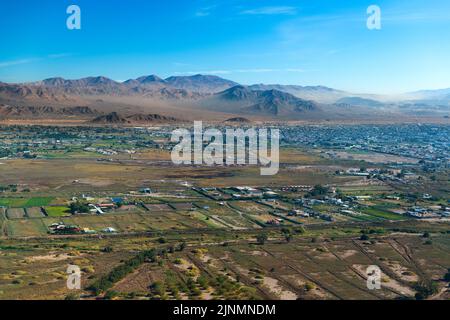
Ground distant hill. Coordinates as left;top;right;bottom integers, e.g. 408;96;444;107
248;84;348;103
123;75;168;88
336;97;384;108
91;112;181;125
213;86;319;116
91;112;130;124
126;113;180;123
408;88;450;100
40;76;124;95
0;105;99;118
140;87;204;100
135;75;167;84
165;74;238;93
0;82;74;102
224;117;251;123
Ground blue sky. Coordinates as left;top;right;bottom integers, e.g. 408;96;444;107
0;0;450;93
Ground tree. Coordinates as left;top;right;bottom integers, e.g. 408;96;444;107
104;290;119;300
360;234;370;241
256;233;268;245
414;281;439;300
178;242;186;252
151;281;166;297
64;293;80;300
69;201;90;214
157;237;167;244
443;269;450;282
197;275;209;290
281;228;292;243
284;233;292;243
396;169;407;179
309;185;329;198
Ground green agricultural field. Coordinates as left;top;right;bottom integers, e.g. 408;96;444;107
0;198;28;208
0;197;54;208
361;207;407;221
44;206;71;217
23;197;54;207
39;149;102;159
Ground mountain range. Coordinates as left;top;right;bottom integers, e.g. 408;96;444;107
0;74;448;123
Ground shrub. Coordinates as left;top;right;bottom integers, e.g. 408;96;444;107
256;233;268;245
414;281;439;300
64;293;80;300
444;271;450;282
305;282;316;291
360;234;370;241
104;290;119;300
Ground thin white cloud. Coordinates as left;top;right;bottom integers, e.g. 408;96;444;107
195;11;210;17
0;53;73;69
383;11;450;22
174;68;305;75
240;6;297;16
240;68;305;73
174;70;232;75
47;53;74;59
0;58;36;68
284;68;305;72
195;5;217;17
235;68;276;73
172;62;193;67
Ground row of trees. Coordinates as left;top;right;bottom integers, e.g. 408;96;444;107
88;249;159;295
256;227;306;245
88;241;187;297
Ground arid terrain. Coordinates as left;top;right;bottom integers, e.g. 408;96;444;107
0;123;448;300
1;75;448;124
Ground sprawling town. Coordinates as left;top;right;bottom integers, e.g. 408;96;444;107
0;123;449;300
